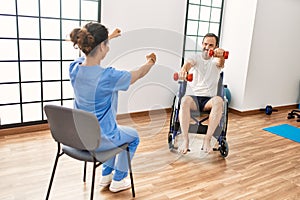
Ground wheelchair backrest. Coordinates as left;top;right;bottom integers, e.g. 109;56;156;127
216;71;224;98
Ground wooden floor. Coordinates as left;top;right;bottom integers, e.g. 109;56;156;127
0;108;300;200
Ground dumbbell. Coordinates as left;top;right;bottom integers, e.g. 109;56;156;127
260;105;278;115
173;72;193;82
209;49;229;59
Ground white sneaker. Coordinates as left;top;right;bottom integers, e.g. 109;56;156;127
99;173;113;187
109;178;131;192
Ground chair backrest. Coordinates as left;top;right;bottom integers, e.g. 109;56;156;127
44;105;101;151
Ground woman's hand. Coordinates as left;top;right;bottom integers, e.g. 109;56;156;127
108;28;121;40
146;53;156;64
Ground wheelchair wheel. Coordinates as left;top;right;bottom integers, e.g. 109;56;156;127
168;133;174;150
219;139;229;158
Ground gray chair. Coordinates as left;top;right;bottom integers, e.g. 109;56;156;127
44;105;135;200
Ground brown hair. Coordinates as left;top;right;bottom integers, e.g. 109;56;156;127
202;33;219;47
69;22;108;56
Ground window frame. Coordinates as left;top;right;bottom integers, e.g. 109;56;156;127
0;0;101;128
182;0;225;64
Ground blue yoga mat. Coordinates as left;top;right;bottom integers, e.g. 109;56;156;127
263;124;300;143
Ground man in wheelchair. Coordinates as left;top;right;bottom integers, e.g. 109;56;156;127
177;33;227;154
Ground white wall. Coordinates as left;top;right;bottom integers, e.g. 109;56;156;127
222;0;300;111
101;0;300;114
220;0;258;111
101;0;187;114
243;0;300;110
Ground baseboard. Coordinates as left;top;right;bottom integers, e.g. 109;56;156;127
0;108;173;137
229;104;298;116
0;123;50;137
116;108;172;120
1;105;297;137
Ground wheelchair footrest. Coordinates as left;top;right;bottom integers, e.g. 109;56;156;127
189;124;208;134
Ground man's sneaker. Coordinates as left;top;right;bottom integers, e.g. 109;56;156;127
109;178;131;192
99;173;113;187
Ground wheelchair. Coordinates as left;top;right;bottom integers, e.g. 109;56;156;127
168;71;229;157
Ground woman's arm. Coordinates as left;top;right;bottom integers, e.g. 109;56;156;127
108;28;121;40
130;53;156;84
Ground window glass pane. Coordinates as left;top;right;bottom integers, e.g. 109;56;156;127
17;0;39;16
23;103;42;122
18;17;40;38
201;0;212;6
200;6;211;21
187;5;199;20
19;40;40;60
0;0;15;15
41;19;60;39
43;82;61;100
62;61;71;79
41;41;60;60
62;0;79;19
62;41;80;60
185;36;197;51
42;101;62;119
189;0;200;4
21;82;41;102
62;20;80;40
212;0;222;8
198;21;209;36
0;84;20;104
0;16;17;38
211;8;221;22
0;39;18;60
186;21;198;35
196;36;203;51
0;105;21;125
20;62;41;82
82;1;99;20
62;100;74;108
209;23;220;36
63;81;73;99
40;0;60;17
0;62;19;83
42;61;61;80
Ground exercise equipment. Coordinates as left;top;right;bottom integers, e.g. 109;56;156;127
260;105;278;115
224;85;231;105
173;72;193;82
287;109;300;122
209;49;229;59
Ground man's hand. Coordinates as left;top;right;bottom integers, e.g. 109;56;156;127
213;48;225;57
178;62;193;80
178;70;188;81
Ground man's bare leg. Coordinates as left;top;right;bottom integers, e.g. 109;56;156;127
178;96;197;154
202;96;224;152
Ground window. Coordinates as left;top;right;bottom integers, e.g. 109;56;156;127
0;0;101;128
183;0;224;59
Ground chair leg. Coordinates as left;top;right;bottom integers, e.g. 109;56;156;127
127;146;135;198
83;161;87;182
46;143;63;200
90;161;97;200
